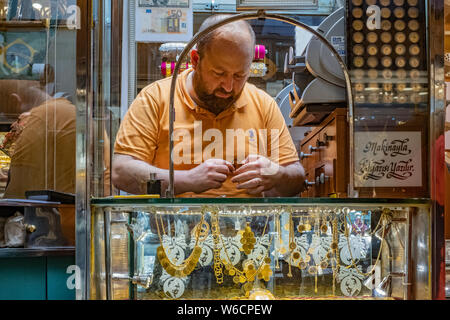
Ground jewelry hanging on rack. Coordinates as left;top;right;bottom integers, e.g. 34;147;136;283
155;210;203;278
240;222;256;255
287;208;294;277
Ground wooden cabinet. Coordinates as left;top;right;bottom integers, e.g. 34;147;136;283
300;108;349;198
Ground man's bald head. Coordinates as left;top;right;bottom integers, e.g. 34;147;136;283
196;14;255;63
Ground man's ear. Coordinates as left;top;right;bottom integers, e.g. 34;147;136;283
190;49;200;70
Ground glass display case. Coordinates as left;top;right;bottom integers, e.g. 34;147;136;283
90;198;431;300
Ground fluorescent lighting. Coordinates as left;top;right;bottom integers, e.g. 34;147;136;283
32;3;43;10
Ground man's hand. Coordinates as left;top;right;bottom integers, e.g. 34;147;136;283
187;159;235;194
231;155;282;195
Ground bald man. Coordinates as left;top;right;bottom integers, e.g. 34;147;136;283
113;15;305;198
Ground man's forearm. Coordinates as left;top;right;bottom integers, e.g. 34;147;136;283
264;162;305;197
112;154;192;195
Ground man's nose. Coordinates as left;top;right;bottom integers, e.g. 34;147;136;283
220;75;233;93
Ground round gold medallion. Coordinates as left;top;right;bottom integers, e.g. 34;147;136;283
367;56;378;68
380;0;390;5
367;32;378;43
381;44;392;55
382;69;393;79
367;44;378;55
393;7;405;19
409;57;420;68
383;93;394;104
395;57;406;68
292;251;300;260
233;275;240;284
393;0;404;5
396;69;407;79
308;266;317;275
409;32;420;43
408;20;419;31
330;242;338;250
289;242;297;250
381;7;391;18
354;83;365;92
408;7;419;18
298;261;307;270
352;8;363;18
352;20;364;31
229;269;236;276
320;224;328;233
381;56;392;68
353;69;365;79
353;56;364;68
320;261;329;269
353;32;364;43
381;32;392;43
381;20;392;31
394;20;406;31
383;83;393;91
368;69;378;79
395;44;406;55
410;70;420;79
395;32;406;43
398;93;408;104
353;44;365;56
409;45;420;55
352;0;363;5
397;83;407;91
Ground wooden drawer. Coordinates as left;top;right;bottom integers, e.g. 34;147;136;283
300;108;349;198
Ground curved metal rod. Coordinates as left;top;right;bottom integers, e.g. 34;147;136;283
167;10;355;198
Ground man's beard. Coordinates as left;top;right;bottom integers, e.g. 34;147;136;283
193;72;242;115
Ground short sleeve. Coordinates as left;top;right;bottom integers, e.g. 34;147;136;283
114;87;161;163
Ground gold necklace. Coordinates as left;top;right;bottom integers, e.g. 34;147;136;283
155;212;203;278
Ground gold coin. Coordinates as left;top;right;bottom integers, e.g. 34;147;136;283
354;83;365;92
383;83;393;91
352;0;363;5
381;20;392;31
243;282;253;292
298;261;307;270
367;32;378;43
409;32;420;43
409;57;420;68
382;69;393;79
408;7;419;18
412;83;422;91
410;69;421;79
320;224;328;233
380;0;390;5
366;0;377;5
240;237;247;244
352;8;363;18
229;269;236;276
409;45;420;55
233;276;240;284
383;93;394;103
239;275;246;283
320;261;329;269
407;0;418;5
395;44;406;55
297;224;305;233
395;32;406;43
398;93;408;103
393;0;404;5
395;57;406;68
368;69;378;79
394;20;406;31
353;32;364;43
331;242;338;250
368;93;380;103
367;44;378;55
353;44;365;56
381;32;392;43
289;242;297;250
408;20;419;31
381;56;392;68
353;56;364;68
292;251;300;260
393;7;405;18
264;257;271;264
352;20;364;31
248;237;256;245
381;44;392;55
396;69;407;79
367;56;378;68
308;266;317;275
381;7;391;18
397;83;407;91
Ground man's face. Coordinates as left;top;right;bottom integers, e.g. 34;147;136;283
192;40;252;114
